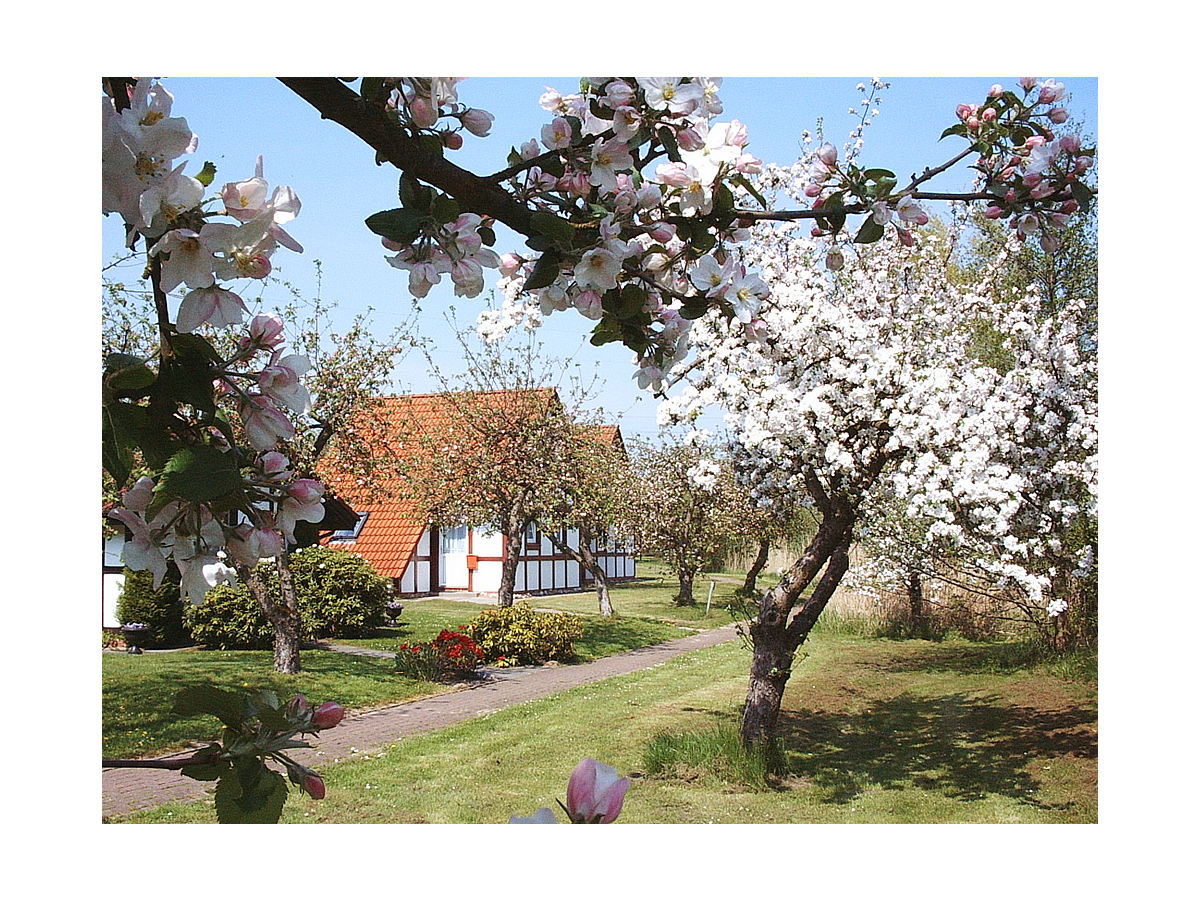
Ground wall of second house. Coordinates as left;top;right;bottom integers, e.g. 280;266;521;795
103;535;125;628
394;529;433;595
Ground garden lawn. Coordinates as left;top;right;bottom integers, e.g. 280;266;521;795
102;649;452;760
117;632;1096;823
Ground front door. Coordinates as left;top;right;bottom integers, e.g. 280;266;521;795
440;524;470;589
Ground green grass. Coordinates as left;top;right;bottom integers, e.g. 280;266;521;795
102;649;452;760
116;632;1096;824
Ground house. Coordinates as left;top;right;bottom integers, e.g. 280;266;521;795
317;390;636;597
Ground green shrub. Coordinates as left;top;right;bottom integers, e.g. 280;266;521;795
116;564;190;649
287;546;390;638
185;583;276;650
464;602;584;665
184;548;390;648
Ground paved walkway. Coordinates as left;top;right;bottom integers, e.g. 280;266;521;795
101;622;741;820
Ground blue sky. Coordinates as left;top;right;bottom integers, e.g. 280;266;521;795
101;76;1098;441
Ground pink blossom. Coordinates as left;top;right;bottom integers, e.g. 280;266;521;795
1059;133;1082;154
499;253;524;278
565;758;630;824
816;143;838;167
988;84;1004;98
442;131;463;150
177;286;247;333
1049;107;1069;124
244;314;286;350
984;206;1005;219
1019;76;1038;91
259;353;312;414
259;451;291;479
240;395;296;451
1038;79;1066;104
541;117;572;150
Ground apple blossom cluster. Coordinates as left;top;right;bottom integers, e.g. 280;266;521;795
510;757;630;823
379;77;495;148
961;79;1094;253
102;78;325;598
370;77;772;391
658;222;1096;618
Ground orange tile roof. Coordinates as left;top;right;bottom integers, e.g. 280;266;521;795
317;389;563;581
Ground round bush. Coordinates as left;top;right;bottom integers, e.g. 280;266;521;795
288;546;390;638
117;564;190;649
465;602;583;665
184;547;391;649
185;583;275;650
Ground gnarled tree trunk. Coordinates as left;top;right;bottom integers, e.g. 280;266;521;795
496;512;527;608
675;566;697;606
544;524;616;617
238;549;303;675
743;537;772;594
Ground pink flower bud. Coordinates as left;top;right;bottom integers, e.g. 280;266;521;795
287;694;309;717
1060;199;1079;214
246;314;285;350
288;479;324;505
816;143;837;166
897;228;914;247
1049;107;1069;124
242;254;272;279
499;253;523;278
804;182;823;198
303;773;326;800
311;701;344;730
460;108;494;137
825;248;845;271
984;205;1005;219
982;108;997;122
966;116;980;130
1023;173;1042;188
1019;76;1038;91
442;131;463;150
408;97;438;128
1059;133;1081;154
989;84;1004;98
956;103;973;122
565;758;630;824
1074;157;1093;173
675;127;705;152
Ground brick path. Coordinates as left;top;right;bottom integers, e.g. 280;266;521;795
101;622;741;820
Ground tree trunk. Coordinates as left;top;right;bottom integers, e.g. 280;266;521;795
496;513;526;608
238;551;303;675
675;566;697;606
272;549;302;674
743;538;772;594
907;568;927;637
544;524;616;618
739;510;854;749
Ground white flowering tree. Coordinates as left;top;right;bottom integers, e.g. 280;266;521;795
659;224;1097;746
629;435;751;605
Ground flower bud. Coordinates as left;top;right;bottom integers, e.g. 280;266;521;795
984;205;1005;219
675;127;705;152
408;97;438;128
303;773;326;800
825;248;845;271
1049;107;1069;124
966;116;980;130
460;108;494;137
804;182;823;198
311;701;345;730
816;143;837;166
1019;76;1038;91
982;108;997;122
442;131;463;150
989;84;1004;98
1059;133;1081;154
287;694;309;717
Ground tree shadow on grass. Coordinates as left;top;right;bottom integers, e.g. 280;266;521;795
774;692;1096;810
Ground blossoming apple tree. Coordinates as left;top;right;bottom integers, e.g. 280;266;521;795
658;223;1097;747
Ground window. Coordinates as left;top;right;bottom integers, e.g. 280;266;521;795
526;521;539;545
330;512;369;542
442;524;469;553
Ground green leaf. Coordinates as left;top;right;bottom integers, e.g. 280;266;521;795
478;224;496;246
689;227;717;256
731;174;768;210
529;211;576;250
1069;181;1093;213
215;759;288;824
195;161;218;188
656;125;682;163
400;174;433;212
589;97;615;121
854;217;886;244
589;319;622;346
104;354;156;397
173;685;247;729
360;77;386;102
365;208;425;244
617;283;647;318
862;168;896;182
523;249;563;290
712;183;735;215
157;445;243;503
430;192;461;224
940;124;969;140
